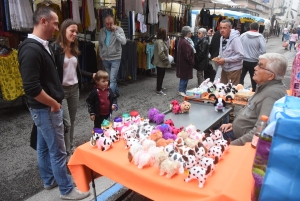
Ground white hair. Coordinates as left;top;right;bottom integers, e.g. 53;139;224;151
259;53;287;80
198;28;207;36
182;26;192;37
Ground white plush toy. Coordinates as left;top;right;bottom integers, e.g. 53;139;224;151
154;151;181;179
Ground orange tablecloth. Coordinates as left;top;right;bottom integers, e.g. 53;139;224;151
68;142;255;201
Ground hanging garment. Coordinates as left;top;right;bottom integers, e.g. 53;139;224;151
137;13;147;33
71;0;81;23
146;43;155;70
86;0;95;31
147;0;158;24
9;0;33;31
159;14;169;32
0;49;24;101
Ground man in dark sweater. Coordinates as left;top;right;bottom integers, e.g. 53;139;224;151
209;30;221;81
18;7;89;200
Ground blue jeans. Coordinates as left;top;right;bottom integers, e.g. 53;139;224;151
30;107;73;195
103;59;120;95
223;130;236;141
179;79;188;93
289;41;296;50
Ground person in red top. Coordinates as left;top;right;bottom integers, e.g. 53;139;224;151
86;70;118;128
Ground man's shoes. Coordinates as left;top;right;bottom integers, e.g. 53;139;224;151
60;188;90;200
156;90;166;95
178;92;186;97
161;87;167;90
44;181;58;190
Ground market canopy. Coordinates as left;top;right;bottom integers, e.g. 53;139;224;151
158;0;240;9
213;10;255;20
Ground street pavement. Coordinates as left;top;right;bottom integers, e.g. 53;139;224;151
0;36;294;201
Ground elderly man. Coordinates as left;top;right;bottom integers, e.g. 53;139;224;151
176;26;195;97
214;19;244;85
220;53;287;146
99;15;126;97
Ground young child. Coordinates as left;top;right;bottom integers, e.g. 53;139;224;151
86;70;118;128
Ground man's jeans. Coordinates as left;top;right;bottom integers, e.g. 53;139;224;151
223;130;236;141
103;59;120;95
179;79;188;93
29;107;73;195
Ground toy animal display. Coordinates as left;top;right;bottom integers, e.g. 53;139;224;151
88;108;233;188
148;108;165;124
198;79;247;102
180;101;191;113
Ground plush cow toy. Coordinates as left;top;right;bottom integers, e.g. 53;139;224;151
184;166;211;188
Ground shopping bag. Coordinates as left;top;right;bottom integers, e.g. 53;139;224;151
259;118;300;201
251;95;300;201
282;41;289;48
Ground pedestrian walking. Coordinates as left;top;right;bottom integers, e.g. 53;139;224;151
240;22;266;92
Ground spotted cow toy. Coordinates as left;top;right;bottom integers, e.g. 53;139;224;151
197;156;218;176
207;145;225;160
184;166;211;188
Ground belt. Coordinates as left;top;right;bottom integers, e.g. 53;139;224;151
62;83;78;89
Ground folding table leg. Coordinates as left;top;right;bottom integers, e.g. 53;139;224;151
91;170;97;201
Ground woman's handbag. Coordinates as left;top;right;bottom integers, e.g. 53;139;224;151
282;40;289;48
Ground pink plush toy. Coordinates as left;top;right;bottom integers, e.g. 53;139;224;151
148;108;165;124
104;128;119;142
96;136;113;151
164;119;184;135
170;100;180;114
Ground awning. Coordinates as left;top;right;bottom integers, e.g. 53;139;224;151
211;0;240;7
211;10;255;20
159;0;240;9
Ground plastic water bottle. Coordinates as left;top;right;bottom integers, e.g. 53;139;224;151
251;115;268;148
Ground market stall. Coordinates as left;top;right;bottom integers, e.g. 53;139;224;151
68;142;255;201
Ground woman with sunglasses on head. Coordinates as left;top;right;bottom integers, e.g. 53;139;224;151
51;19;95;156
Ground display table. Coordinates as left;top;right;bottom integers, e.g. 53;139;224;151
163;101;232;132
68;142;255;201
